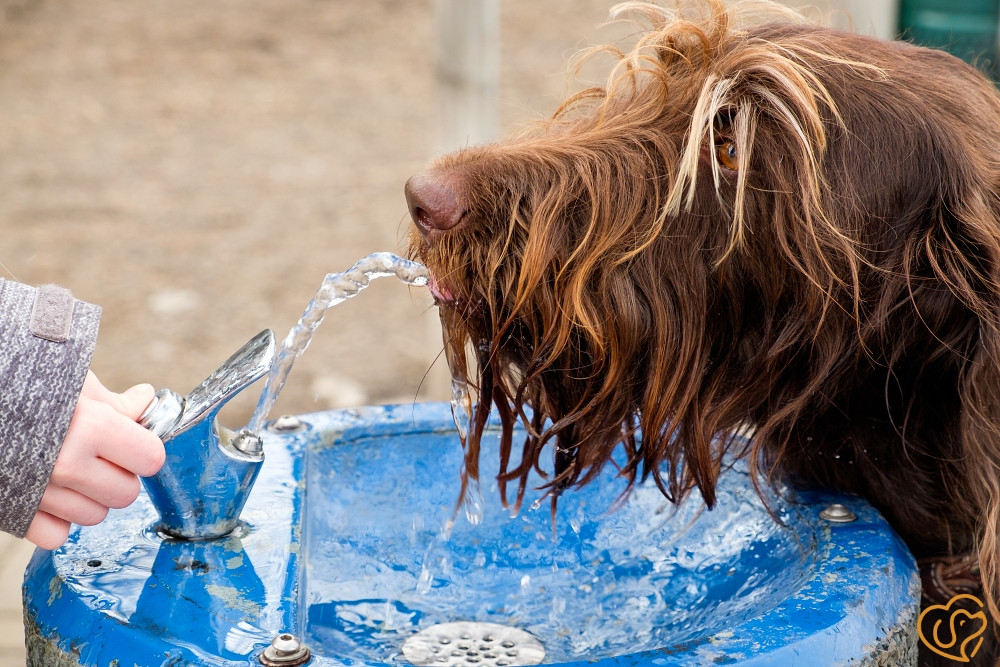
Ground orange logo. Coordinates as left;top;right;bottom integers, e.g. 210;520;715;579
917;594;987;662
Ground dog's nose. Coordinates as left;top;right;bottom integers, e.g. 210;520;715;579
405;170;466;235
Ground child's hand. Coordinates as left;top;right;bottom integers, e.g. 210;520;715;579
25;372;166;549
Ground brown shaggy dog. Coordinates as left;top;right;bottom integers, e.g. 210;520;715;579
406;1;1000;660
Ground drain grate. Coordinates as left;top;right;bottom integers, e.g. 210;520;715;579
401;621;546;666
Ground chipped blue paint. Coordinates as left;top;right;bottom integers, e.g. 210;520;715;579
24;403;918;666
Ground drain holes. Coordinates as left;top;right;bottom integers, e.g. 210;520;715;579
402;621;545;666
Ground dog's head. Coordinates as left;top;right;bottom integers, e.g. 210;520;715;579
406;1;1000;522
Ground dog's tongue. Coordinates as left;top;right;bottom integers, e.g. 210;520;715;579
428;273;454;303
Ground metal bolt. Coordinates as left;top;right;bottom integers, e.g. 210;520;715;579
819;503;857;523
260;632;311;666
231;431;264;455
268;414;304;433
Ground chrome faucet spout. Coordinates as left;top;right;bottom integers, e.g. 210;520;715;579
139;329;277;540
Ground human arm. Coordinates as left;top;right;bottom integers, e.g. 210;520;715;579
0;280;164;548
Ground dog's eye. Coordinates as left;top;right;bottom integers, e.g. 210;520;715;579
716;140;739;170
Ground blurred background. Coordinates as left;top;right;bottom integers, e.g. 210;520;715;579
0;0;906;427
0;0;987;662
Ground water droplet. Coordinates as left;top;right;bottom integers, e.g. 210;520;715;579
450;378;472;441
463;477;485;526
416;566;434;595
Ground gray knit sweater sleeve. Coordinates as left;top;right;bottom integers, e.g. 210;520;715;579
0;279;101;537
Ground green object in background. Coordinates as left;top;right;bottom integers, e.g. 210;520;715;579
899;0;1000;76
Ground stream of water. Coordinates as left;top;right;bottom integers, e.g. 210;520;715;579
244;252;429;437
439;310;485;527
244;250;486;573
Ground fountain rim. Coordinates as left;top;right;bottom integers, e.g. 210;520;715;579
24;402;919;667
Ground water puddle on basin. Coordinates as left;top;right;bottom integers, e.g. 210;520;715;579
303;427;819;665
244;252;429;436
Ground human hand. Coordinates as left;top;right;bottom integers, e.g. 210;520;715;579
25;371;166;549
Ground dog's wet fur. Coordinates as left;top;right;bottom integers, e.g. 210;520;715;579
406;2;1000;660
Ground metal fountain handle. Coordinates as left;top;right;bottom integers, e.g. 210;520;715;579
138;329;277;540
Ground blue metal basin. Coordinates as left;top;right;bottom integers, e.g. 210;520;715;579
23;403;919;666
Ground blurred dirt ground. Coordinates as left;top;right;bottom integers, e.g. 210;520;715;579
0;0;628;663
0;0;630;421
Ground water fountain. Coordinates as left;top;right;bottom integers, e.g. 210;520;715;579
22;254;920;666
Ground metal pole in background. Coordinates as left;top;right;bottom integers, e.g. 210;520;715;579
434;0;500;154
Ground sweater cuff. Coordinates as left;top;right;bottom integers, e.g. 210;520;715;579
0;279;101;537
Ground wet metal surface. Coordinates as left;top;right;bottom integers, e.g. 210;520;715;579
24;415;304;666
401;622;546;666
139;329;278;539
24;403;919;666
